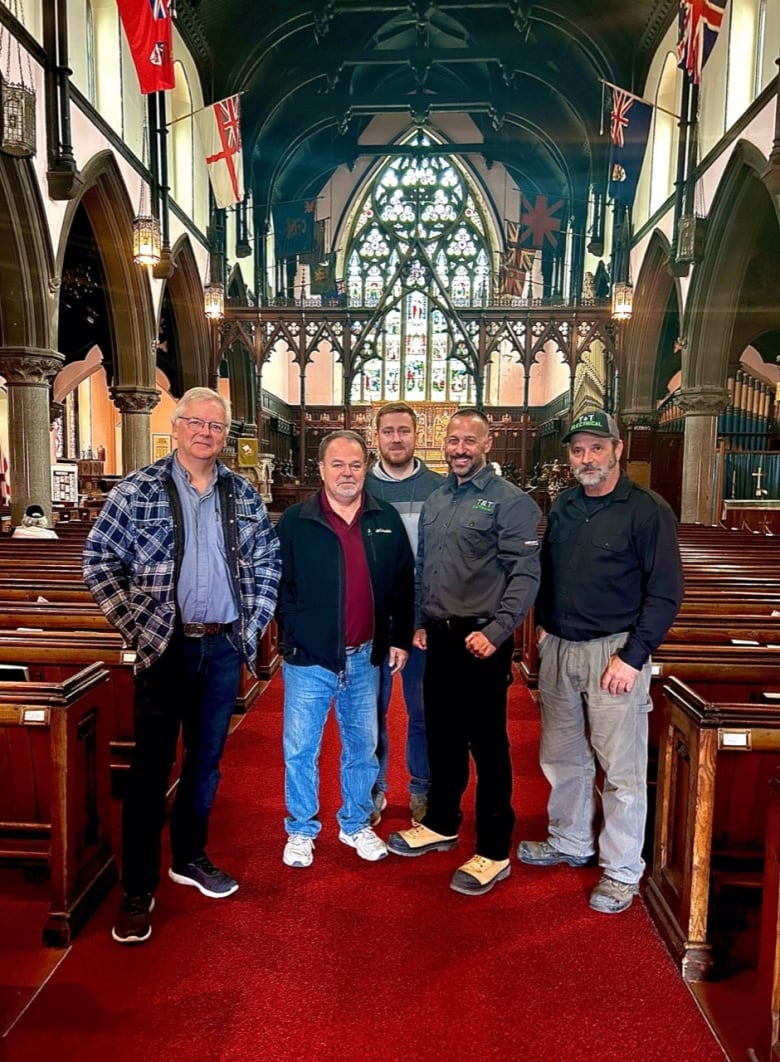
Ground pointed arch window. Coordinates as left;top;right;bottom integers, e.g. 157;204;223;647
345;132;494;404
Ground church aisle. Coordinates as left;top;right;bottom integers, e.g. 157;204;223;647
2;672;724;1061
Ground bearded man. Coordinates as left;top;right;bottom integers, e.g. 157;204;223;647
517;410;683;914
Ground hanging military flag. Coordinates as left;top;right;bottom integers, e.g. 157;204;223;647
115;0;175;94
194;95;244;209
301;220;327;266
500;247;534;296
310;253;337;295
273;199;317;258
518;195;564;249
677;0;728;85
608;87;652;207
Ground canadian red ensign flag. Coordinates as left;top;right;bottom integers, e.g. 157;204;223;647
194;95;244;209
115;0;175;95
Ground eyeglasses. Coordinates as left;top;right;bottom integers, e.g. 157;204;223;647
176;417;228;435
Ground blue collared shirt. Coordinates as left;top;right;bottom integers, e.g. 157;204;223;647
171;456;238;624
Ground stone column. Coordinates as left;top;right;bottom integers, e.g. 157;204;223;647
677;387;730;524
109;386;161;474
0;347;64;526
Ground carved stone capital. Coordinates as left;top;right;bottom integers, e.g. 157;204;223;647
0;348;64;384
677;386;731;416
109;386;161;415
619;408;658;430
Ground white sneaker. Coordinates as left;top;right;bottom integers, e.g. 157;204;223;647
338;826;388;862
283;834;314;868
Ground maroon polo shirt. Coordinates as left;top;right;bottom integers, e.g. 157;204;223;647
320;490;374;648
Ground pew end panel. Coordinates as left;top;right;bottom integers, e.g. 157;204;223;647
647;676;780;985
0;662;117;946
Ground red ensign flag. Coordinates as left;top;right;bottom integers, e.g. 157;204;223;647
116;0;175;95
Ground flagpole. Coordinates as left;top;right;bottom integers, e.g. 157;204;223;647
600;79;680;120
166;91;246;127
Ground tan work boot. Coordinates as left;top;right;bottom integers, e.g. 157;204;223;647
387;822;458;857
450;855;510;895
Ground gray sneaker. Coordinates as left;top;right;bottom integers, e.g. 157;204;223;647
589;875;639;914
516;839;592;867
168;855;238;897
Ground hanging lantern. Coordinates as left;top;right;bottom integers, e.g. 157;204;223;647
204;281;225;320
132;214;161;266
132;113;160;266
0;0;37;159
677;214;707;263
612;281;633;322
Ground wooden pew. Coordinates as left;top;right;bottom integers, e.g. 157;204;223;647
0;662;116;945
646;670;780;983
0;630;136;792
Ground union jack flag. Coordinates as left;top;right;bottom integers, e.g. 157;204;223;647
610;90;633;149
677;0;728;84
608;88;652;207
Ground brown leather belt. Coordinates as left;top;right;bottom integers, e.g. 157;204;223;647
181;622;234;638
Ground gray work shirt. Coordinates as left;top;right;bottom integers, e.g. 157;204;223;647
416;464;541;649
171;456;238;624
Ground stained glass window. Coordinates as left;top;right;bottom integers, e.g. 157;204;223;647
347;131;493;403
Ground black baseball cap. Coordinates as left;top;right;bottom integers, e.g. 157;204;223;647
25;504;45;518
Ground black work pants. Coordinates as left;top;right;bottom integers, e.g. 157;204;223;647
421;621;515;860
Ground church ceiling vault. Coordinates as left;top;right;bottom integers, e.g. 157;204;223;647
176;1;679;231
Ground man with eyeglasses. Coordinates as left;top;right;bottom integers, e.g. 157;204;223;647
84;387;281;944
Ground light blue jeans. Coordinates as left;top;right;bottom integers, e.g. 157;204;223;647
375;646;430;798
537;632;652;885
283;643;380;838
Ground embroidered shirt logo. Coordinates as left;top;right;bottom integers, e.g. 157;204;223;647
472;500;496;514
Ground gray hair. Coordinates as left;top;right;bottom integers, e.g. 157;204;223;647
318;430;368;463
172;387;232;427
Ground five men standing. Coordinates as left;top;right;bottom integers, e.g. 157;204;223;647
86;393;683;926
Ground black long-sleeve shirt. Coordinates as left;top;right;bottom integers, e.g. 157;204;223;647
535;472;684;670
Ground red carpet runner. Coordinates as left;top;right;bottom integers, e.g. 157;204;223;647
4;671;723;1061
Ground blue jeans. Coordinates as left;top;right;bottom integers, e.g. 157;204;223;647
283;643;380;838
121;628;241;896
537;631;652;885
375;646;429;798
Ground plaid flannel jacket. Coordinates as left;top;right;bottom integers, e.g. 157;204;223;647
83;453;281;673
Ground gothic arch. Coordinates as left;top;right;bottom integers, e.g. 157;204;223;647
0;156;55;350
683;139;778;391
162;234;213;393
56;150;157;389
623;229;681;416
